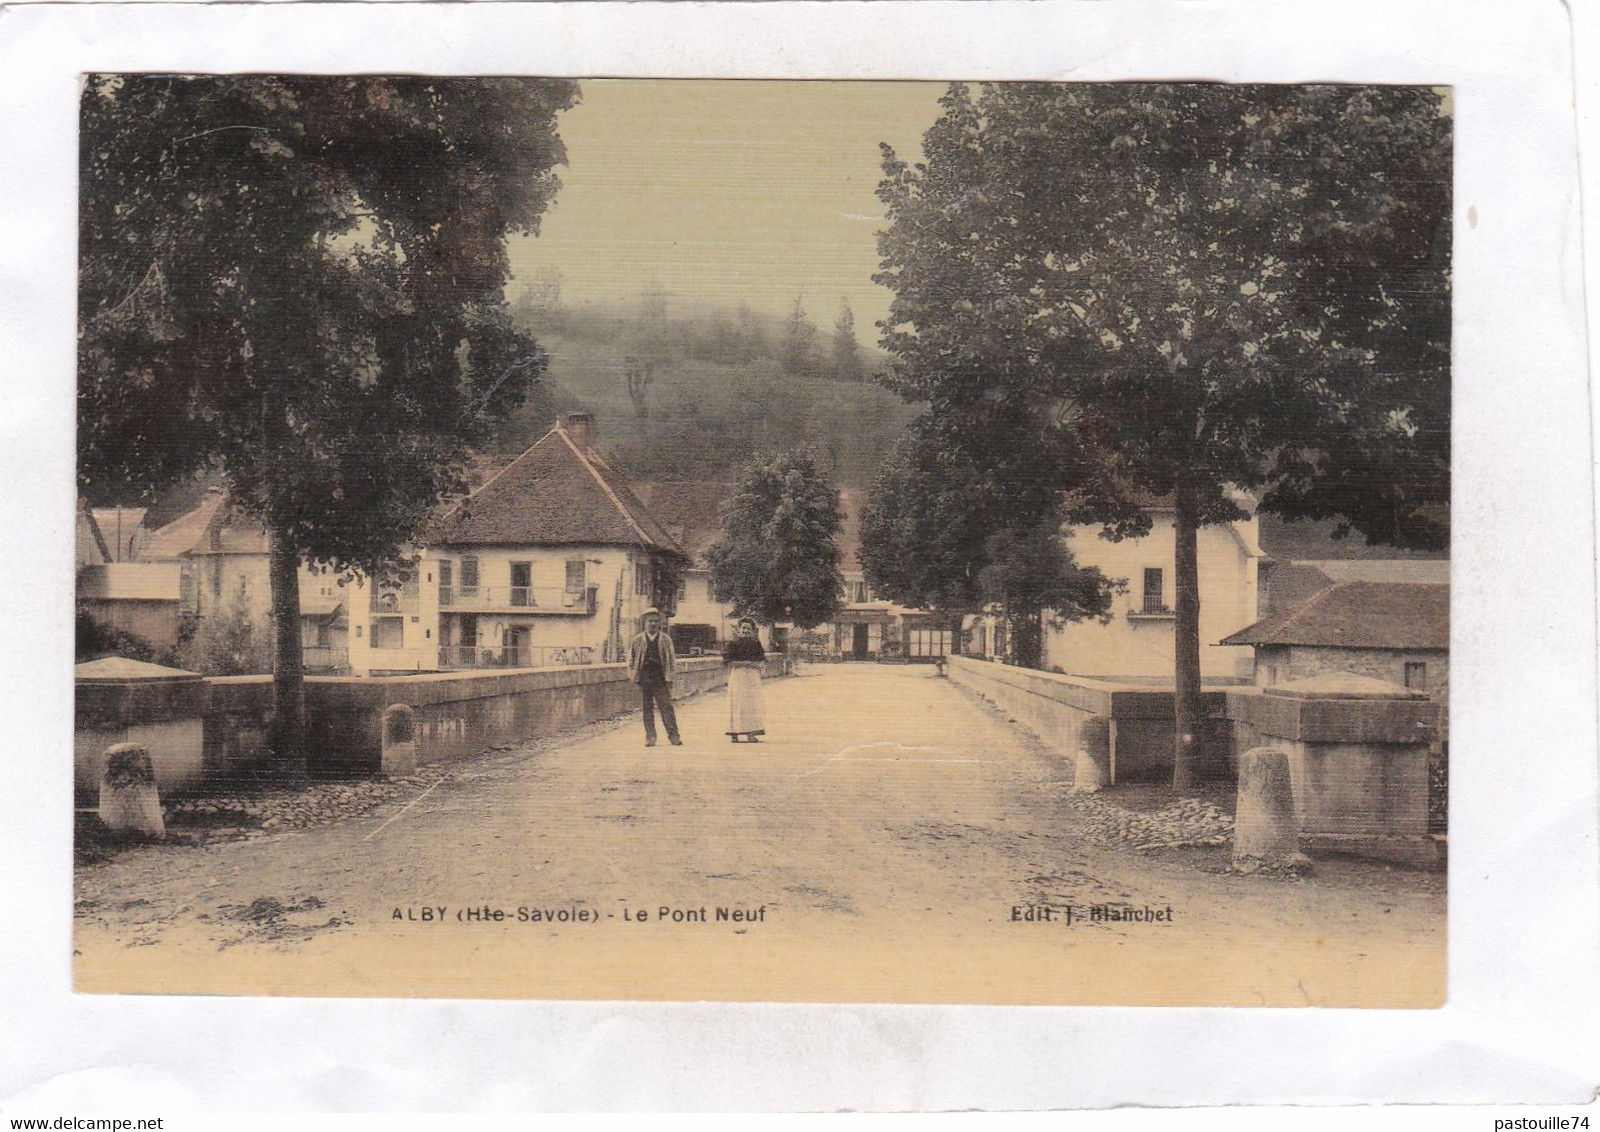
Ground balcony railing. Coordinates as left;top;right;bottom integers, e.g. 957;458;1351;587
438;585;597;614
437;644;597;670
301;645;346;671
369;591;420;614
1128;598;1175;621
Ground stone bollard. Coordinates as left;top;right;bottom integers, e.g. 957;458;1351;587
1072;715;1111;794
1233;745;1312;874
98;743;165;839
382;704;417;777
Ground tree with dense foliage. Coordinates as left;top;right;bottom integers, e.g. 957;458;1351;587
623;355;656;418
780;296;820;378
876;82;1450;787
861;413;1111;656
831;300;862;383
79;74;578;775
177;600;274;677
977;524;1117;669
734;303;770;364
706;449;843;629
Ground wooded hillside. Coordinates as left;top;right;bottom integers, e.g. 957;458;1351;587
490;293;919;488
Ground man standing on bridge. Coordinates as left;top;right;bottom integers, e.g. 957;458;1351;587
628;608;682;747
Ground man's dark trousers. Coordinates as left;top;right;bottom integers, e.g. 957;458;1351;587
640;675;680;745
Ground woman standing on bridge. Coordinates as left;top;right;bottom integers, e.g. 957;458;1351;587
723;618;767;743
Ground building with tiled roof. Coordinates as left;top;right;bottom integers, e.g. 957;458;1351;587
1254;510;1450;619
1220;581;1449;719
433;416;683;554
1221;581;1448;652
629;479;739;653
1259;559;1451;617
112;489;350;673
348;414;690;674
140;491;228;561
632;479;737;563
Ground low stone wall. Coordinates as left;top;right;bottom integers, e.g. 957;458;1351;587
1226;678;1444;868
75;667;207;802
945;656;1229;782
203;655;788;777
947;655;1443;869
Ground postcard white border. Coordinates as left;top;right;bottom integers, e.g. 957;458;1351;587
1;0;1595;1112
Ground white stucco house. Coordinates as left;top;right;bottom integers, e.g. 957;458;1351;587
1041;498;1264;682
345;413;689;675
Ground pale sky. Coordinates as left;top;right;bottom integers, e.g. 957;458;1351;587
506;79;946;341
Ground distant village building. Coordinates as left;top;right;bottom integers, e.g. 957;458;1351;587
135;489;349;671
1219;581;1450;714
75;501;182;651
76;562;182;648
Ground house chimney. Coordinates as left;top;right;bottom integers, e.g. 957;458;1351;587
562;412;595;451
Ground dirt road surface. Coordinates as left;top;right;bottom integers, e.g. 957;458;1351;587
75;665;1445;1006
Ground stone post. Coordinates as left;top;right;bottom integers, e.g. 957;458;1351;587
1224;673;1443;869
381;704;417;777
98;743;165;839
1232;745;1310;874
1072;715;1111;794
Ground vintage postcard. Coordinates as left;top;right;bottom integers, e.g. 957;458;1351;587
1;0;1594;1115
69;73;1454;1008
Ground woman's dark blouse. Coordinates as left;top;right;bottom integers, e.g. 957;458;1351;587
723;638;766;664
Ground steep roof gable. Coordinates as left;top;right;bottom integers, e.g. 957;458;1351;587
77;505;112;565
142;492;228;560
431;424;685;555
90;507;148;561
633;480;737;562
1221;581;1449;651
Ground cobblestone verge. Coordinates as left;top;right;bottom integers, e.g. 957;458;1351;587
1061;792;1234;851
166;768;451;835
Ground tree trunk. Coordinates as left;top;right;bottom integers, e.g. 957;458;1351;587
267;527;307;781
1014;606;1043;670
948;610;965;657
1172;477;1203;791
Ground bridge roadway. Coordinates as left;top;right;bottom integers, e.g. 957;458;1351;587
74;663;1445;1006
